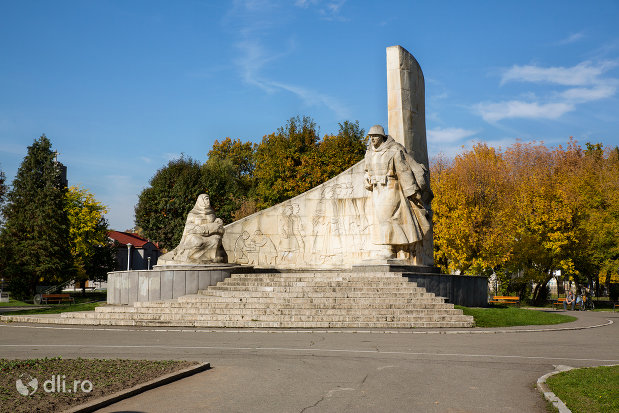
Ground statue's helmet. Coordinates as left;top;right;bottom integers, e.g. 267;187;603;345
368;125;386;137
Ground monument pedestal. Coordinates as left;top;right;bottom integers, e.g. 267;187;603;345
106;264;251;305
152;264;241;271
352;263;440;274
353;263;487;307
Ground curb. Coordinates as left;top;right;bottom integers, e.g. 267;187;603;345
63;362;210;413
536;365;574;413
537;363;619;413
0;318;613;335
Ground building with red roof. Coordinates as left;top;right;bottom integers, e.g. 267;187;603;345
108;231;161;270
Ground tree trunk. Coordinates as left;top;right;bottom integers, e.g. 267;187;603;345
532;277;550;305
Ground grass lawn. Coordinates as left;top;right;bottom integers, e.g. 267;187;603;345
0;357;199;413
546;365;619;413
0;298;35;307
6;301;103;315
455;305;577;328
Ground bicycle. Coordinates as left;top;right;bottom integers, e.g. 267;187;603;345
580;293;595;311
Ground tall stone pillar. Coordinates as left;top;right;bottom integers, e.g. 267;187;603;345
386;45;428;169
386;45;433;266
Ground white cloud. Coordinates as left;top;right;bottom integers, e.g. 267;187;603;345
228;2;350;119
500;61;615;86
164;152;182;161
427;127;477;143
429;136;529;160
324;0;346;15
556;32;585;45
560;85;617;102
475;101;574;122
234;39;281;93
293;0;348;21
294;0;318;7
269;80;351;119
477;59;618;123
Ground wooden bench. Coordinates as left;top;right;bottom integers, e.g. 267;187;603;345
553;297;581;309
489;296;520;306
41;293;74;305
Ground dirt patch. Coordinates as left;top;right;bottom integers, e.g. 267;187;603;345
0;357;198;413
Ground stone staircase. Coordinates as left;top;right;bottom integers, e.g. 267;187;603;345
25;272;474;328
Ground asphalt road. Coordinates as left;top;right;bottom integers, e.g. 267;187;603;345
1;310;617;413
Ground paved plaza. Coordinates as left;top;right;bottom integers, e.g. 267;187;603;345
1;310;617;412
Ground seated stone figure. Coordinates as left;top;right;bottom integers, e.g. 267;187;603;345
158;194;227;265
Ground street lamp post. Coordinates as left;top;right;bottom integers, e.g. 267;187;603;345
126;243;132;271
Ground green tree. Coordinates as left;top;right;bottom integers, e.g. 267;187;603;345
0;164;7;224
0;164;8;287
208;137;256;184
134;118;368;248
254;117;366;209
134;156;206;251
254;116;320;208
206;138;257;222
201;156;247;224
65;185;115;291
299;120;367;187
0;135;73;298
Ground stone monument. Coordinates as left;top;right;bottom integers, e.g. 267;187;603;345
364;124;432;264
158;194;227;265
385;45;434;265
87;45;487;314
222;45;434;268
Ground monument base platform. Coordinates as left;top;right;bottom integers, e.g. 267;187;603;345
401;272;488;307
107;265;251;305
352;264;487;306
352;263;441;274
60;269;475;328
152;264;242;271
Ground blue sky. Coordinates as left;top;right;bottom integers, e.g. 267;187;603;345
1;0;618;231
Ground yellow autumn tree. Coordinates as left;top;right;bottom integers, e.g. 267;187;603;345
432;143;515;277
503;142;581;302
65;186;115;287
566;143;619;294
433;139;618;303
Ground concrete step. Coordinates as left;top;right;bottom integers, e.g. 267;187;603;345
198;290;438;299
90;306;461;316
228;275;409;283
220;280;416;288
176;295;446;305
130;301;455;310
230;271;403;277
178;297;446;306
218;284;424;292
62;311;472;324
33;314;474;328
47;269;475;328
82;319;472;328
